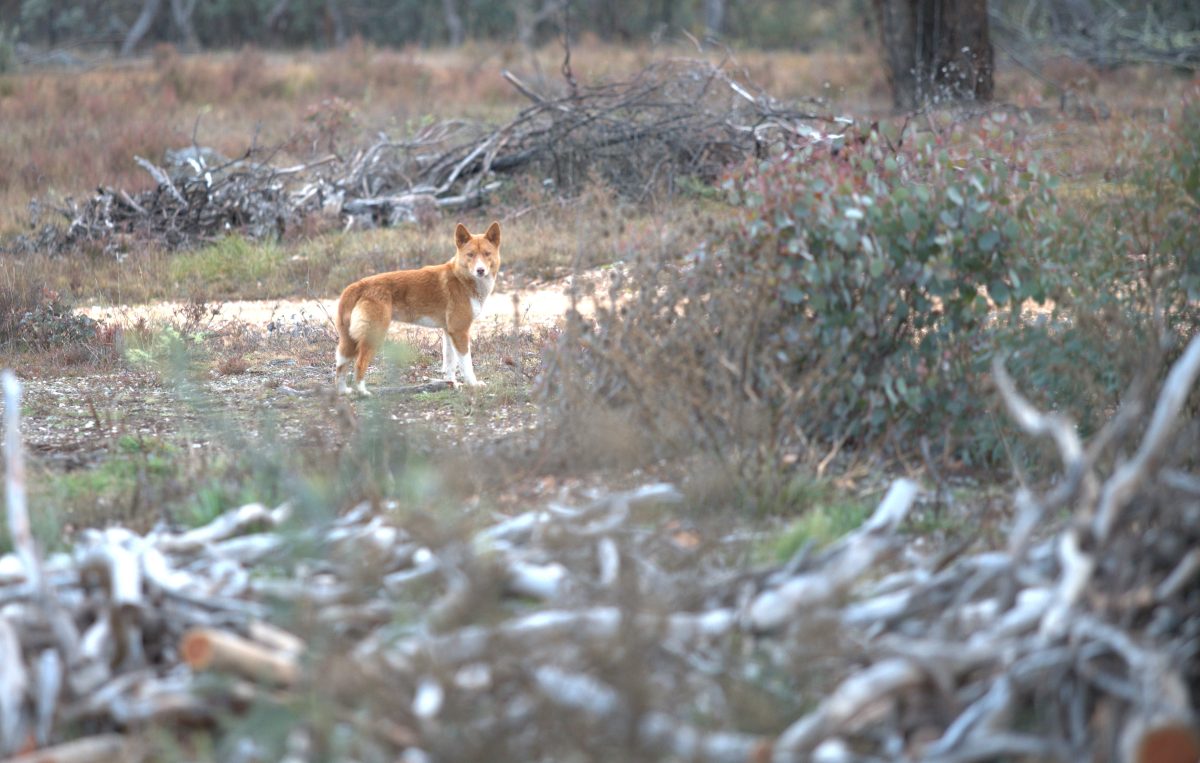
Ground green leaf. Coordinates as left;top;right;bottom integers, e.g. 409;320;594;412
978;230;1000;252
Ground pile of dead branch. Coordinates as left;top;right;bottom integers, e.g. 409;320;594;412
1;340;1198;762
18;59;836;255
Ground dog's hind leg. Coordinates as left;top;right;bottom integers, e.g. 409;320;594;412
352;339;380;396
348;301;389;396
334;337;356;395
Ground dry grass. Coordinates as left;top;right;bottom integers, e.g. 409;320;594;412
4;42;1197;509
2;42;1197;761
0;40;892;233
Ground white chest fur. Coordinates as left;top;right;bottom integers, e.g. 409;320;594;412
471;275;495;318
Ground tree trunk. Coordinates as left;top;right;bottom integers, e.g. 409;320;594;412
872;0;994;111
120;0;163;57
1047;0;1096;37
169;0;199;52
265;0;293;40
704;0;725;40
516;0;561;49
442;0;465;47
325;0;347;47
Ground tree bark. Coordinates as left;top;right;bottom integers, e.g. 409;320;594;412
169;0;199;52
325;0;347;47
1047;0;1096;38
442;0;465;47
265;0;293;40
872;0;994;111
120;0;163;57
516;0;561;49
704;0;725;40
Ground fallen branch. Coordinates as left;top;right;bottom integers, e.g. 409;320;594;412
0;734;129;763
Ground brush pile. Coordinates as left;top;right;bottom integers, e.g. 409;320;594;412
21;59;836;254
1;339;1199;763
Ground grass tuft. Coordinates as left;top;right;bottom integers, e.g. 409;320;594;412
169;236;286;297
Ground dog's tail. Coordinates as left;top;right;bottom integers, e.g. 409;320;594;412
334;285;360;383
336;285;360;342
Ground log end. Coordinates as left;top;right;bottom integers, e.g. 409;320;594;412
179;628;216;670
1130;722;1200;763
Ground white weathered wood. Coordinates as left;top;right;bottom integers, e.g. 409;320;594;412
156;502;292;554
246;621;304;657
534;666;769;763
1156;549;1200;602
383;603;738;677
1094;335;1200;541
0;733;128;763
505;560;567;600
3;372;40;598
596;537;620;587
748;479;918;632
33;649;61;747
774;658;925;758
0;616;27;755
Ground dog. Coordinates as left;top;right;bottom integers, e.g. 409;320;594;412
334;221;501;395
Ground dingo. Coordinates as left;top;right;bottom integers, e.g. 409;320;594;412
334;221;501;395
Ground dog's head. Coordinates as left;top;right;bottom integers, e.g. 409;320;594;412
454;221;501;282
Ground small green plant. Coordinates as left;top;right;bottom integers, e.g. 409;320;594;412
766;478;874;560
182;462;286;529
36;436;183;536
125;325;192;371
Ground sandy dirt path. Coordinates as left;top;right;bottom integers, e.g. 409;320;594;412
79;273;614;335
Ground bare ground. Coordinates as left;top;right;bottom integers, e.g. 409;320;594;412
13;270;635;534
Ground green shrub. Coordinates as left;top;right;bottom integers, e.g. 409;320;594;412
1003;89;1200;440
543;106;1200;501
717;105;1197;462
716;121;1065;459
0;276;98;349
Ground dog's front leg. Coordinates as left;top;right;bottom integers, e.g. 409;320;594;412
441;331;458;383
447;326;484;387
457;345;484;387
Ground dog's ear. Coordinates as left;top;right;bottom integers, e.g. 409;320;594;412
455;223;471;248
484;221;501;247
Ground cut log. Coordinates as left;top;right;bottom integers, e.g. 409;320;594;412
180;628;299;687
